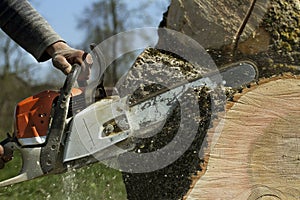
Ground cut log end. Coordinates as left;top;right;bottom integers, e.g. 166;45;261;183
185;75;300;200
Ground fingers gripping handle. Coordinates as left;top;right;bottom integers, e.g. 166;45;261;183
0;64;81;186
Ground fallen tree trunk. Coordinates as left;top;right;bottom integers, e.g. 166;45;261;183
185;74;300;199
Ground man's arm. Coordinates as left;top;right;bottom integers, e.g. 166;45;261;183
0;0;64;62
0;0;92;169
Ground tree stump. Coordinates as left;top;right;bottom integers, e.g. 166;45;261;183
184;74;300;200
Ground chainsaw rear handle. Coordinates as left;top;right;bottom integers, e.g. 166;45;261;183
0;64;81;187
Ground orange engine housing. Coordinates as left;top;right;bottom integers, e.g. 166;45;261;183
14;88;83;146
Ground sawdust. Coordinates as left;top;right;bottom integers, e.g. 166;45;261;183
117;48;218;200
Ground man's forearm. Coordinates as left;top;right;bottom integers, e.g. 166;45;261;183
0;0;64;61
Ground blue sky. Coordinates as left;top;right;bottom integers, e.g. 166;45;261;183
31;0;169;46
20;0;169;84
31;0;96;46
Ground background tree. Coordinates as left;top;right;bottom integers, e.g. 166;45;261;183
0;31;36;135
0;31;35;79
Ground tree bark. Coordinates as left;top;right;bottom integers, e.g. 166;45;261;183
161;0;300;74
164;0;269;50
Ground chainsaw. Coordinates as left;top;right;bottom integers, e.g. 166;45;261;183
0;58;258;186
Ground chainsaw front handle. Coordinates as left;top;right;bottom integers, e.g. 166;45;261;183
0;64;81;187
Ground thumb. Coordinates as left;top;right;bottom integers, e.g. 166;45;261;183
52;54;72;74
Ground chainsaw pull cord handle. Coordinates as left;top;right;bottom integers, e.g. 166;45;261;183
40;63;81;174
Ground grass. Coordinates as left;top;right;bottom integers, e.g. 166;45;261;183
0;151;127;200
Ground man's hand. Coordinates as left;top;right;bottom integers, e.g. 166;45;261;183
46;42;93;81
0;145;13;169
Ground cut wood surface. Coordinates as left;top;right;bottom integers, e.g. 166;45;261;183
185;75;300;200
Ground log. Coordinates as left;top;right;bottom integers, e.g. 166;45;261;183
162;0;300;75
184;74;300;199
164;0;269;49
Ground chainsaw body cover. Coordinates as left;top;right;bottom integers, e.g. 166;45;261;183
14;88;82;146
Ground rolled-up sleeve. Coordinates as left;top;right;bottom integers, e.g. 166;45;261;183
0;0;64;61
